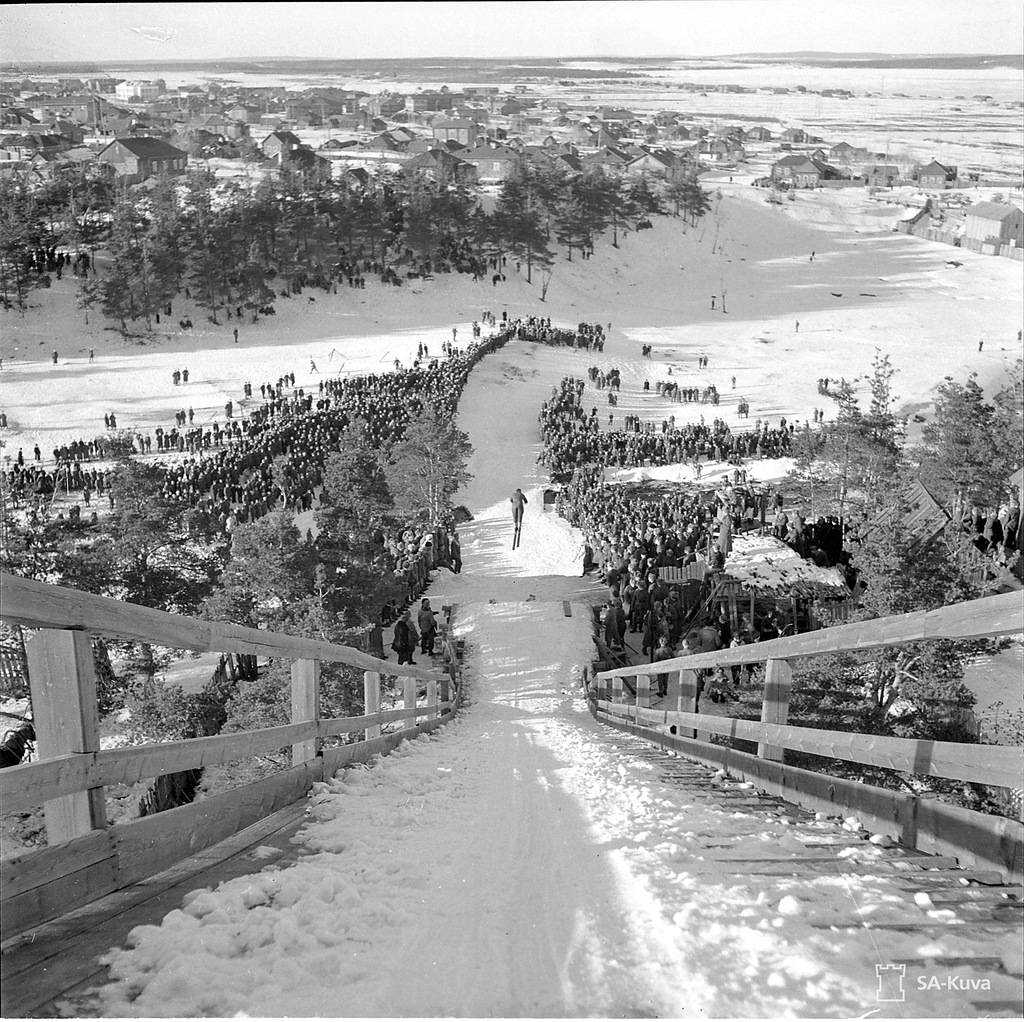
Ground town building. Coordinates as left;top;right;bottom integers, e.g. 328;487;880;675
963;202;1024;248
431;117;478;146
459;139;519;183
115;81;162;104
96;136;188;182
261;130;303;161
917;160;958;188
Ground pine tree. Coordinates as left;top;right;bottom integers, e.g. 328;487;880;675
919;372;1015;509
384;410;473;526
789;352;902;524
495;166;553;284
0;177;51;313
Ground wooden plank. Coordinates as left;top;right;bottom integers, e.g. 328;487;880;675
719;856;965;874
319;711;383;737
916;799;1024;880
27;630;106;843
364;671;381;741
1;803;309;980
3;723;319;812
0;855;119;944
95;722;316;787
112;761;322;887
593;706;1023;881
636;673;651;709
759;658;793;762
1;804;311;1015
403;677;417;732
290;658;320;766
618;704;1024;789
0;830;115;901
0;753;95;815
677;669;698;740
562;601;572;617
597;590;1024;676
0;572;448;684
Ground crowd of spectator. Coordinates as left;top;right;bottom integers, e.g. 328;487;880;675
151;331;510;535
7;328;511;618
963;502;1021;571
533;370;860;702
537;375;795;483
507;316;607;351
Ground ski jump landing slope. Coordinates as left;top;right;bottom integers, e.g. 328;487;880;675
84;340;1022;1019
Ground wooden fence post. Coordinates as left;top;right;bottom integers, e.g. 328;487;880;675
364;670;381;740
291;658;321;766
403;676;417;731
26;630;106;843
677;669;698;739
611;673;623;703
636;673;651;709
758;658;793;762
427;679;438;719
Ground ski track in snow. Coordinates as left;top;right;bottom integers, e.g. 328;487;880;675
86;338;1024;1018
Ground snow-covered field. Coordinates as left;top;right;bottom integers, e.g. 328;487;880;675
3;180;1021;460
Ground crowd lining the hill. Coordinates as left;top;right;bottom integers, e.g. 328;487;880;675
4;314;1017;651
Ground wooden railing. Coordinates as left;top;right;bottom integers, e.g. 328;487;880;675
0;572;463;940
589;591;1024;880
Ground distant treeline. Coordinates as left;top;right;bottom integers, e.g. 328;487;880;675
0;155;711;331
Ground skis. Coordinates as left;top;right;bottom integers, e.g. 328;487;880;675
512;522;522;550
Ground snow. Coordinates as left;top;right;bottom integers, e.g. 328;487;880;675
3;124;1020;1015
726;533;848;593
87;315;1021;1018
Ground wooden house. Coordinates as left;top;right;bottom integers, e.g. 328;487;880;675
431;117;478;146
460;139;519;183
96;137;187;183
918;160;958;188
963;202;1024;248
261;130;303;160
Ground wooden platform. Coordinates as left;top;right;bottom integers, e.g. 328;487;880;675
3;750;1021;1018
1;800;311;1018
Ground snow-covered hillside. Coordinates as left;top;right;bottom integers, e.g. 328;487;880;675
82;344;1022;1018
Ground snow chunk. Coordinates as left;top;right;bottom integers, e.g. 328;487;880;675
777;895;803;916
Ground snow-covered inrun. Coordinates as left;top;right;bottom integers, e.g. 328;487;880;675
89;338;1022;1019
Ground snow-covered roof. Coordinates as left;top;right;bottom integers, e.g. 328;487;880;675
723;534;848;598
966;201;1022;222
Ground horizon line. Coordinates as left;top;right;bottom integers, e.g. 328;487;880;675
4;50;1023;66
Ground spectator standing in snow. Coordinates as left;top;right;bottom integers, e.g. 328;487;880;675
418;599;437;656
391;610;418;666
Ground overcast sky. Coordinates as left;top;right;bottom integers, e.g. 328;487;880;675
2;1;1022;64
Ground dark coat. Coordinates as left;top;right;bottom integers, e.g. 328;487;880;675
392;619;417;655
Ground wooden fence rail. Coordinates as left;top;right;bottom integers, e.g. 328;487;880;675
0;572;444;683
598;590;1023;675
0;574;464;941
590;591;1024;881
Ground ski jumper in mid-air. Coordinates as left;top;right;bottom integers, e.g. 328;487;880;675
510;488;528;549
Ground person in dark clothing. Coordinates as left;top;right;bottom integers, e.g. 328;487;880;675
653;636;675;698
417;599;437;655
391;611;418;666
604;598;626;651
511;487;528;526
446;529;462;573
